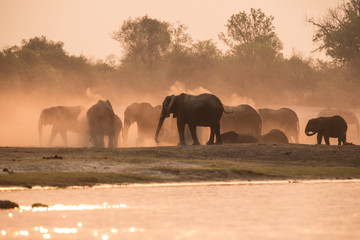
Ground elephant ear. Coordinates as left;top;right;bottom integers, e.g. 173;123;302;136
168;95;177;118
317;117;327;131
105;100;115;114
163;95;176;118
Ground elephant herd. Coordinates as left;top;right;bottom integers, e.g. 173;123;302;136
38;93;360;148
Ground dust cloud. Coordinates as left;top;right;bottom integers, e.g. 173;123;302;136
0;81;359;147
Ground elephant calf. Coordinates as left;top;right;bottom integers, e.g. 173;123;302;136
305;116;347;145
260;129;289;144
221;131;259;143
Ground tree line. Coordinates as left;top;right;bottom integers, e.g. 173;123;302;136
1;2;359;107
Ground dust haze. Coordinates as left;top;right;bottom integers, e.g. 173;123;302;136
0;75;359;147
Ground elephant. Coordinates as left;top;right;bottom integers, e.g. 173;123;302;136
123;102;178;145
258;108;299;143
38;105;85;146
221;105;262;138
221;131;259;143
318;108;359;138
305;116;347;145
260;129;289;144
155;93;230;145
87;100;122;148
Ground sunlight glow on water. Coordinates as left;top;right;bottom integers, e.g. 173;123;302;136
17;202;127;212
1;181;360;239
1;202;129;239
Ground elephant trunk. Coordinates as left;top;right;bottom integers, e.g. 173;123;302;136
354;118;360;138
155;115;166;143
122;123;130;146
305;130;317;136
38;117;44;146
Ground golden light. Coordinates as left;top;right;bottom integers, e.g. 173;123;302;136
53;227;77;234
42;233;51;239
101;234;109;240
19;230;29;236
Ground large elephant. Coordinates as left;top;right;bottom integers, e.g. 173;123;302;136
305;116;347;145
87;100;122;148
123;102;179;145
260;129;289;144
155;93;229;145
38;105;85;146
221;104;262;138
318;108;359;138
258;108;299;143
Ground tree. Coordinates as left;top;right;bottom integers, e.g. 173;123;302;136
219;8;283;56
308;0;360;65
191;40;221;68
112;15;171;66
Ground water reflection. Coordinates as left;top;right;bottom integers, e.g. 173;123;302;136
1;202;130;239
1;181;360;239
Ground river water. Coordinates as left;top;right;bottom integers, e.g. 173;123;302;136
1;180;360;240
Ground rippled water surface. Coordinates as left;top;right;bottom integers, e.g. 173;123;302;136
1;181;360;240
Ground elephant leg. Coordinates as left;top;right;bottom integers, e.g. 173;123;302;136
189;125;200;145
214;122;222;145
177;120;186;145
60;130;68;147
206;127;215;145
316;133;323;144
114;135;119;148
339;134;346;145
99;135;105;148
92;135;98;147
324;135;330;145
49;126;59;146
108;137;114;148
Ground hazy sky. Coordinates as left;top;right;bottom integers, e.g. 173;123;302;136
0;0;341;60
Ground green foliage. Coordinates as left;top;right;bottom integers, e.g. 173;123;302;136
0;9;359;108
0;36;116;99
219;8;283;54
308;0;360;65
112;15;171;66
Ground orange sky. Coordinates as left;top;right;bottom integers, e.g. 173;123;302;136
0;0;340;60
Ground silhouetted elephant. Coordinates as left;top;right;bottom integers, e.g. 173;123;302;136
260;129;289;144
305;116;347;145
221;131;259;143
87;100;122;148
258;108;299;143
221;105;262;138
123;102;178;145
155;93;230;145
38;105;85;146
318;109;359;138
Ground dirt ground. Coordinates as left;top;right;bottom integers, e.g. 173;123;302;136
0;143;359;187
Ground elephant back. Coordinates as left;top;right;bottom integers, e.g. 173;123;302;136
221;104;262;137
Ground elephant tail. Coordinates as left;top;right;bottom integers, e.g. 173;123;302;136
355;117;360;139
38;114;44;146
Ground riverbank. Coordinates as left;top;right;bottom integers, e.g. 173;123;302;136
0;143;359;188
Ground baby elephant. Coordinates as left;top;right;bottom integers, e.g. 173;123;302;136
221;131;259;143
260;129;289;144
305;116;347;145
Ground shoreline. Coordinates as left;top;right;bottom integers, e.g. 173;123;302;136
1;179;360;192
1;144;359;188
